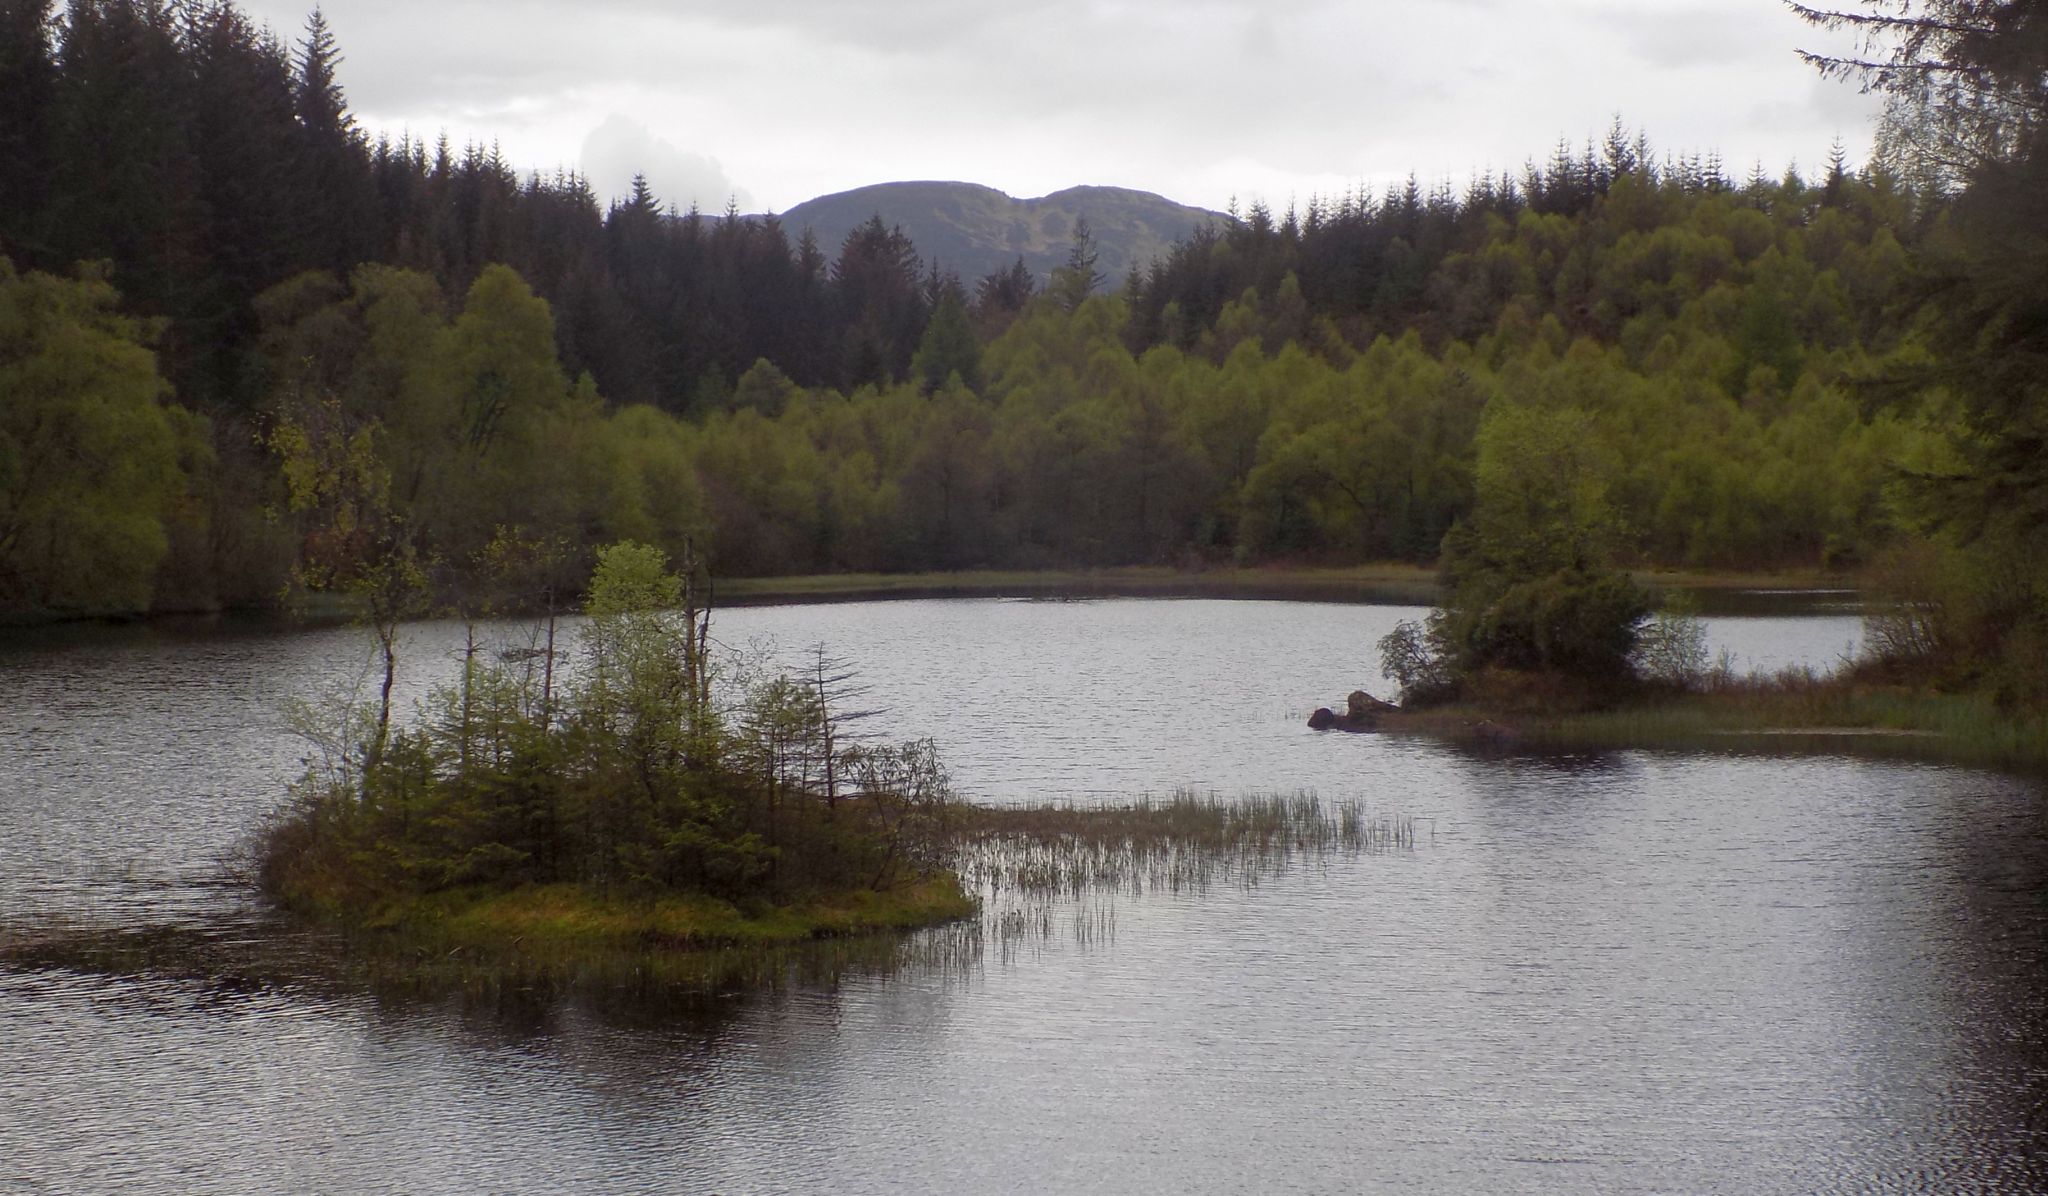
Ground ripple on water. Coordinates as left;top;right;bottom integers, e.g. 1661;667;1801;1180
2;600;2041;1194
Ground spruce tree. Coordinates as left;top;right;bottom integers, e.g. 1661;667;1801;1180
292;8;374;272
0;0;56;262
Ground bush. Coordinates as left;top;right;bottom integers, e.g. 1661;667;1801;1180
1441;566;1652;682
1633;591;1710;687
1378;618;1457;706
258;541;959;921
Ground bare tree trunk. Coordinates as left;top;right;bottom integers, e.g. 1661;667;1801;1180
460;621;477;770
540;602;557;729
368;612;397;801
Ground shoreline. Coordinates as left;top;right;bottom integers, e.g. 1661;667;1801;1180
1369;686;2048;775
677;564;1865;615
1;564;1863;633
0;877;982;998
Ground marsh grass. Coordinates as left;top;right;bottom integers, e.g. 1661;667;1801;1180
955;792;1419;965
956;791;1415;900
2;793;1420;1000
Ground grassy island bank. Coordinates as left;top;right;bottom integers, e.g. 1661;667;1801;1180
255;541;979;989
288;877;979;993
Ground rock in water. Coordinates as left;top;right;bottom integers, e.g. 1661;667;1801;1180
1310;690;1397;732
1347;690;1397;720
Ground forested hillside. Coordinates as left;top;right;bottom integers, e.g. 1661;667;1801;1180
2;0;2036;711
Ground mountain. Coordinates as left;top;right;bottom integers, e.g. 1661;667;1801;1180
775;182;1228;291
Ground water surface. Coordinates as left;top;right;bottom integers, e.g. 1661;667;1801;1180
5;598;2042;1194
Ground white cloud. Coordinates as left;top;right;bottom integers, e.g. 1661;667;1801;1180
230;0;1890;214
579;115;751;212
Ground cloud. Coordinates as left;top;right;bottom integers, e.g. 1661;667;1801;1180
1607;4;1757;69
228;0;1895;214
579;115;752;211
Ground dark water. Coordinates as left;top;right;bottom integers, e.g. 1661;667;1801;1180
4;599;2044;1193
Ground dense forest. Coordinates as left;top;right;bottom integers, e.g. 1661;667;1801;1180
1;0;2042;701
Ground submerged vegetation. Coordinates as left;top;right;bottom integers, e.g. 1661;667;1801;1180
958;793;1417;898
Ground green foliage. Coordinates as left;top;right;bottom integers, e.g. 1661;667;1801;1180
1377;620;1455;705
1435;566;1653;684
585;539;683;617
1792;3;2048;707
0;16;1978;621
1467;403;1624;575
260;542;960;920
0;259;196;615
1378;400;1654;702
1633;592;1711;687
911;288;983;394
730;358;798;417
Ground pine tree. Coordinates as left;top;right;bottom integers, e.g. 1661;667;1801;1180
831;215;924;389
1823;136;1852;204
49;0;205;364
0;0;57;262
971;255;1035;337
1049;216;1103;312
1795;1;2048;700
182;1;303;410
292;8;374;272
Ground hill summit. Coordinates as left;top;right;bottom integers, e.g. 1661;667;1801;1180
777;182;1227;290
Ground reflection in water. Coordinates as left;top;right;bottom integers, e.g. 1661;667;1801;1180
2;599;2042;1193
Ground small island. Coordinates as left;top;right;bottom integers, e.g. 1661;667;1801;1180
257;541;976;984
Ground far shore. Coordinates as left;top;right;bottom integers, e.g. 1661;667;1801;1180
1366;686;2048;776
0;563;1864;634
717;564;1863;612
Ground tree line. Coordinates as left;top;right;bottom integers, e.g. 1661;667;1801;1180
0;0;1044;419
4;0;2043;709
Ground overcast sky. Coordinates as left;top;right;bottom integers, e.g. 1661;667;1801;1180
233;0;1886;215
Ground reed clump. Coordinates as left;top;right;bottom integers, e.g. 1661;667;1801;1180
955;791;1416;899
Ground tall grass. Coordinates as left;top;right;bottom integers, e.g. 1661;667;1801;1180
955;791;1416;899
4;792;1423;1000
952;792;1421;963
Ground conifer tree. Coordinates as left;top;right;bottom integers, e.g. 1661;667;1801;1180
0;0;56;262
292;8;374;272
1049;217;1103;312
1795;0;2048;699
831;215;925;389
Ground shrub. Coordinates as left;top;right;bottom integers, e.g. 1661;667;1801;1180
1633;591;1710;687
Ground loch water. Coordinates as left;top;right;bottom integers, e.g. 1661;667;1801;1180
3;598;2042;1193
